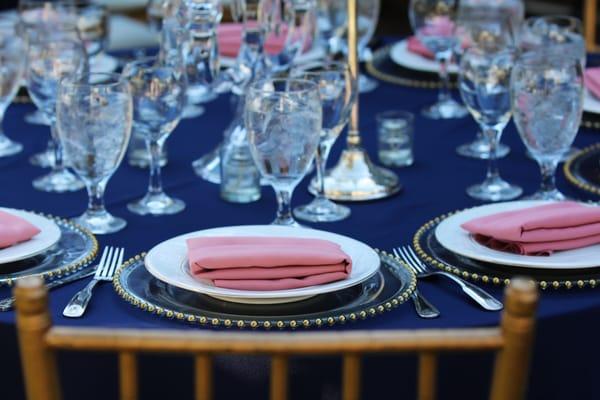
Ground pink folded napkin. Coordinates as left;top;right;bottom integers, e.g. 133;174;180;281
461;202;600;256
585;67;600;99
187;236;352;291
407;36;434;59
217;23;311;58
0;210;41;248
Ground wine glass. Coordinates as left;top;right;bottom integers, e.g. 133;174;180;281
245;78;322;226
123;57;186;216
26;34;87;192
511;50;584;201
293;62;357;222
0;16;27;158
56;73;132;234
409;0;467;119
460;46;522;201
454;7;515;160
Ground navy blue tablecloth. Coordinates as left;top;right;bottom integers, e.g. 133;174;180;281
0;62;599;399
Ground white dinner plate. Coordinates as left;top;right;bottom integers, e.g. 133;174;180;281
584;89;600;114
389;39;459;74
435;200;600;270
0;208;61;265
144;225;381;304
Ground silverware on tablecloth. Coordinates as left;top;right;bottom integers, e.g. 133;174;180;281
391;248;440;319
63;246;124;318
0;267;97;312
394;246;503;311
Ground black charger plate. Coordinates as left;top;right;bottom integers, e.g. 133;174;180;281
564;143;600;196
113;251;416;330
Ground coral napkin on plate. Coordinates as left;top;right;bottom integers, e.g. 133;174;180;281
187;236;352;291
217;23;311;58
461;202;600;256
585;67;600;99
0;210;41;249
407;36;434;59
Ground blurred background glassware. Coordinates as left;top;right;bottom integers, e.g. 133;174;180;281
147;0;173;34
293;62;356;222
454;6;516;160
56;73;132;234
0;16;27;158
26;34;87;193
123;57;186;216
246;78;322;226
511;49;584;201
409;0;467;119
460;46;522;201
376;111;415;168
71;1;115;74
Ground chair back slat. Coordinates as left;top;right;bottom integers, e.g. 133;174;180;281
270;355;289;400
342;354;361;400
585;0;598;51
119;352;138;400
195;354;213;400
418;352;438;400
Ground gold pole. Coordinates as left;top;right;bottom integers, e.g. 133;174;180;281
347;0;360;147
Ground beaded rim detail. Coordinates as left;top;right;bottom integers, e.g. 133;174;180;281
0;212;98;287
563;143;600;196
112;251;417;330
412;210;600;290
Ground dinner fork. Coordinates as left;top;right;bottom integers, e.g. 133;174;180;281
394;246;503;311
63;246;124;318
392;252;440;319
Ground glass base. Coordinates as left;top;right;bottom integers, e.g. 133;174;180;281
293;197;351;222
74;210;127;235
271;216;302;227
467;178;522;202
456;137;510;160
358;74;378;93
0;135;22;157
29;148;55;168
32;169;84;192
192;146;221;184
182;104;205;119
24;110;50;126
127;192;186;216
422;98;468;119
523;189;568;202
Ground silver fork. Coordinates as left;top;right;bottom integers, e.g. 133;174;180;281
63;246;124;318
395;246;503;311
392;248;440;319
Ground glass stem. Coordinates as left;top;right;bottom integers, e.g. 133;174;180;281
483;128;500;182
0;110;7;140
539;159;559;194
275;187;295;225
315;139;333;200
147;139;164;195
435;50;452;103
50;122;66;171
87;180;107;215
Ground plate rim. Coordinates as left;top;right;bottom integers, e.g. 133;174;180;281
389;39;459;74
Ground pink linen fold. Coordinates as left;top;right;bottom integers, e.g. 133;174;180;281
461;202;600;256
0;210;41;249
585;67;600;99
407;36;434;59
187;236;352;290
217;23;310;58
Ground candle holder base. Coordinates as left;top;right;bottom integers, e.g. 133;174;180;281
310;146;401;201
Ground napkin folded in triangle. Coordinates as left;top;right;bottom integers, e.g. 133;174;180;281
461;202;600;256
585;67;600;99
187;236;352;291
217;23;311;58
0;210;41;249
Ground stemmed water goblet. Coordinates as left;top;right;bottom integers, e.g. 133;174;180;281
460;46;522;201
245;78;322;226
123;57;187;215
26;34;87;192
56;73;133;234
0;17;27;158
409;0;467;119
511;50;584;201
292;62;357;222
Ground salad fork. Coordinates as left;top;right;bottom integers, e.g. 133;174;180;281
392;250;440;319
63;246;124;318
394;246;503;311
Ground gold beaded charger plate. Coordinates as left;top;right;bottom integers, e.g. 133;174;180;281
0;212;98;287
113;251;416;330
366;43;457;89
582;90;600;130
413;208;600;290
564;143;600;196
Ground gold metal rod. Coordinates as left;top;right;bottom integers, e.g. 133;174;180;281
347;0;360;147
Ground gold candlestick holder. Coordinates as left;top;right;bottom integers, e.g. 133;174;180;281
311;0;400;201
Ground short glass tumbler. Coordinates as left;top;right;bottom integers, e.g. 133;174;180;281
56;73;133;234
376;111;415;167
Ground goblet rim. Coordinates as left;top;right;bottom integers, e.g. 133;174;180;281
59;72;127;89
523;14;583;31
247;77;319;96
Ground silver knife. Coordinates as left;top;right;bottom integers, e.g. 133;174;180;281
0;267;97;311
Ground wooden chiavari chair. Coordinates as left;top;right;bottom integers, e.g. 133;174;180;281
585;0;598;51
14;276;538;400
